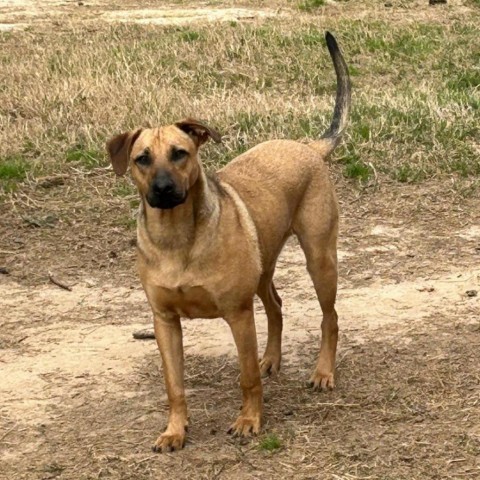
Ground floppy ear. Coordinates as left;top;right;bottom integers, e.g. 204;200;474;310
175;118;222;147
106;128;143;176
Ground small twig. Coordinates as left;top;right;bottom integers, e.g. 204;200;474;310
453;471;480;478
315;402;360;408
368;161;378;188
35;173;70;188
132;329;156;340
186;360;229;381
349;194;363;204
81;325;104;337
0;424;17;443
336;352;348;367
48;272;72;291
128;455;157;467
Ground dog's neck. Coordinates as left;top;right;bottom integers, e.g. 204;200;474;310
139;169;219;252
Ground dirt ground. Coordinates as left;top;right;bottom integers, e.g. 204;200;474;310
1;2;480;480
2;172;479;479
0;0;280;31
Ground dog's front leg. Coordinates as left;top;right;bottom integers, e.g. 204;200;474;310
152;312;188;452
226;307;263;436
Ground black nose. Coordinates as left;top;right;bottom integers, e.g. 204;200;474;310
147;170;186;209
152;173;175;195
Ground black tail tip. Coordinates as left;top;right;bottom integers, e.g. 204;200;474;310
325;31;338;51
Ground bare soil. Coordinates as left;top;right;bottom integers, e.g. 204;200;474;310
1;2;480;479
2;171;479;479
0;1;279;31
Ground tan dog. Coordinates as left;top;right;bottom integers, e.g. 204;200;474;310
107;32;350;452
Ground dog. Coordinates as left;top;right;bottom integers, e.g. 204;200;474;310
107;31;350;453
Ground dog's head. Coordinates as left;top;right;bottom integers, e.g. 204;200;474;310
107;119;221;210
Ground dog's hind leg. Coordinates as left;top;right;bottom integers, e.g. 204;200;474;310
257;270;283;377
294;200;339;391
303;239;338;390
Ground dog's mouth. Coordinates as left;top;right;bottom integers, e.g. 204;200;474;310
146;191;187;210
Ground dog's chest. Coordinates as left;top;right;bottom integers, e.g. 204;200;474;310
140;253;223;319
155;284;220;319
145;278;221;319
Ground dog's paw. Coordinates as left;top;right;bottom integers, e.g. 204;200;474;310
307;370;335;391
227;414;261;437
152;429;186;453
259;354;281;378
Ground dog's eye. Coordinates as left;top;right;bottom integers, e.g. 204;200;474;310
135;154;151;167
171;148;188;163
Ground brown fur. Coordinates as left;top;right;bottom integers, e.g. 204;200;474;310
106;32;351;453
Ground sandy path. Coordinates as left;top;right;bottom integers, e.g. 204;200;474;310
0;1;280;31
2;239;478;428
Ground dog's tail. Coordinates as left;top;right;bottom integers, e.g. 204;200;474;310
312;32;351;156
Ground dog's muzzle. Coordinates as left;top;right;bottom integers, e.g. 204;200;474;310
146;172;187;210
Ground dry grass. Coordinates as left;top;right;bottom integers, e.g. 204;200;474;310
0;1;479;195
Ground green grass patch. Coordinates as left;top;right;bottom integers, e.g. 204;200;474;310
297;0;325;11
449;159;477;178
393;165;424;183
0;156;30;181
258;433;282;452
115;214;137;230
340;150;372;182
113;181;136;198
344;161;371;182
179;30;201;42
0;156;31;192
446;69;480;91
299;29;326;46
129;198;140;210
66;146;104;170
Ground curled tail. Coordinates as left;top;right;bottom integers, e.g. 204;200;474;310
315;32;351;154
